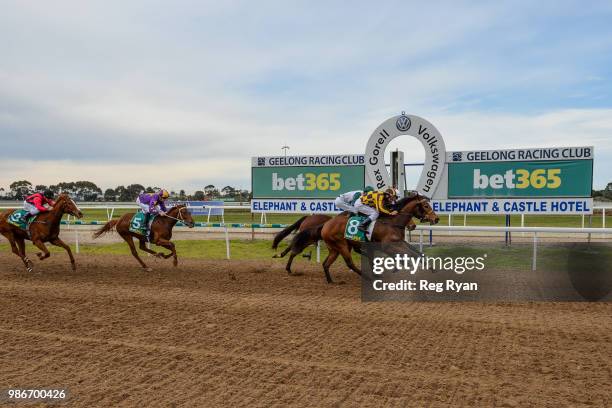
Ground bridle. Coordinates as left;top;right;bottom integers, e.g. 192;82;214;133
162;206;192;226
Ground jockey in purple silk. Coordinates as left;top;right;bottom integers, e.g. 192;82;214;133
136;189;170;227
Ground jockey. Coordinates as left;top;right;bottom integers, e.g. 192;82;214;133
22;190;55;223
136;189;170;226
334;186;374;214
354;188;398;231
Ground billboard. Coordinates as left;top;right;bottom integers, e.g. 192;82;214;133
447;160;592;198
251;155;365;213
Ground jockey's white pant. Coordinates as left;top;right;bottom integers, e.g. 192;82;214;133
136;197;155;214
334;197;357;213
354;199;378;222
23;201;40;215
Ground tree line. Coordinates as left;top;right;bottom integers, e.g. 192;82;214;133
0;180;251;202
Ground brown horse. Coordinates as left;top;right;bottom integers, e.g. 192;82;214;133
272;214;331;257
318;194;439;283
93;204;194;271
279;213;418;276
0;193;83;272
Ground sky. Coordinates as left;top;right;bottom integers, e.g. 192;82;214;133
1;0;611;192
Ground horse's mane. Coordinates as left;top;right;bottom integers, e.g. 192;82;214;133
394;193;421;210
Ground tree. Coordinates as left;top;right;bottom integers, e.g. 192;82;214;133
10;180;32;200
124;184;145;201
179;189;187;200
221;185;235;197
104;188;116;201
604;182;612;200
193;190;205;200
35;184;48;191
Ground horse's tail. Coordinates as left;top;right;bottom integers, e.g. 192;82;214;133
93;219;119;239
272;215;308;249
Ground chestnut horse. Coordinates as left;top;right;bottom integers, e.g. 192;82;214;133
93;204;194;271
318;194;439;283
0;193;83;272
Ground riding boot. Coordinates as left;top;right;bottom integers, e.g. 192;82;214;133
357;217;372;232
142;212;151;239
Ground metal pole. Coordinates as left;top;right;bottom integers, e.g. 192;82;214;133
75;229;80;254
251;212;255;241
463;214;467;226
588;215;592;243
429;230;433;247
225;226;230;259
448;214;452;235
532;232;537;271
521;214;525;237
419;229;423;253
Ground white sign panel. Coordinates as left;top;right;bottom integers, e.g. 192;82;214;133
447;146;593;163
432;198;593;215
251;199;342;214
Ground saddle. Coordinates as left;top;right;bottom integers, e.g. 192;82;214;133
129;212;157;238
7;210;35;231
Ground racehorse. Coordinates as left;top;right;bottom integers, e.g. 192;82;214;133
272;214;331;258
278;213;417;276
318;193;439;283
0;193;83;272
93;204;194;271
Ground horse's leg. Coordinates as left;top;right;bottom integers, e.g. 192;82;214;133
122;233;151;271
338;241;362;277
285;252;297;275
31;239;51;261
6;233;32;272
50;237;77;271
273;245;292;259
154;238;177;267
322;248;339;284
138;239;162;257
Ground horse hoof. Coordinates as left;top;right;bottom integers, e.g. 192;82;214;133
144;267;153;272
272;254;280;258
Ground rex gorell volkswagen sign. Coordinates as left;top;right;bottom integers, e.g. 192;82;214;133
364;113;446;197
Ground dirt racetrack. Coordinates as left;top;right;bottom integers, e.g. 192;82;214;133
1;254;611;407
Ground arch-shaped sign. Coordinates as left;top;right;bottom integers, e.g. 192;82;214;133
365;114;446;197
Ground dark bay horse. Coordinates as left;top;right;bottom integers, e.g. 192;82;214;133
0;193;83;272
272;214;331;257
93;204;194;271
318;194;439;283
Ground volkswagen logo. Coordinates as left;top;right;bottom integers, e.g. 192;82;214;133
396;115;411;132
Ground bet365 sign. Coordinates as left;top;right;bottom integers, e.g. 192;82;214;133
251;155;365;199
448;159;593;198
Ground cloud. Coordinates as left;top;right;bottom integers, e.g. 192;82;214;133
0;1;611;191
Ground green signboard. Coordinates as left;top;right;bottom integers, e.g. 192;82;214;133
448;159;593;198
252;165;365;199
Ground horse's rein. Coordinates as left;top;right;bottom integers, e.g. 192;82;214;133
161;207;187;223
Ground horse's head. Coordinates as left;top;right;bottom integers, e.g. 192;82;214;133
170;204;195;228
396;193;439;225
56;193;83;219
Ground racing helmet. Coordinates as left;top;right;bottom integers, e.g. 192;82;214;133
43;190;54;199
159;189;170;199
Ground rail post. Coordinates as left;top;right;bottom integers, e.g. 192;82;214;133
316;241;321;263
224;225;231;259
532;232;537;271
419;229;423;253
75;228;80;254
